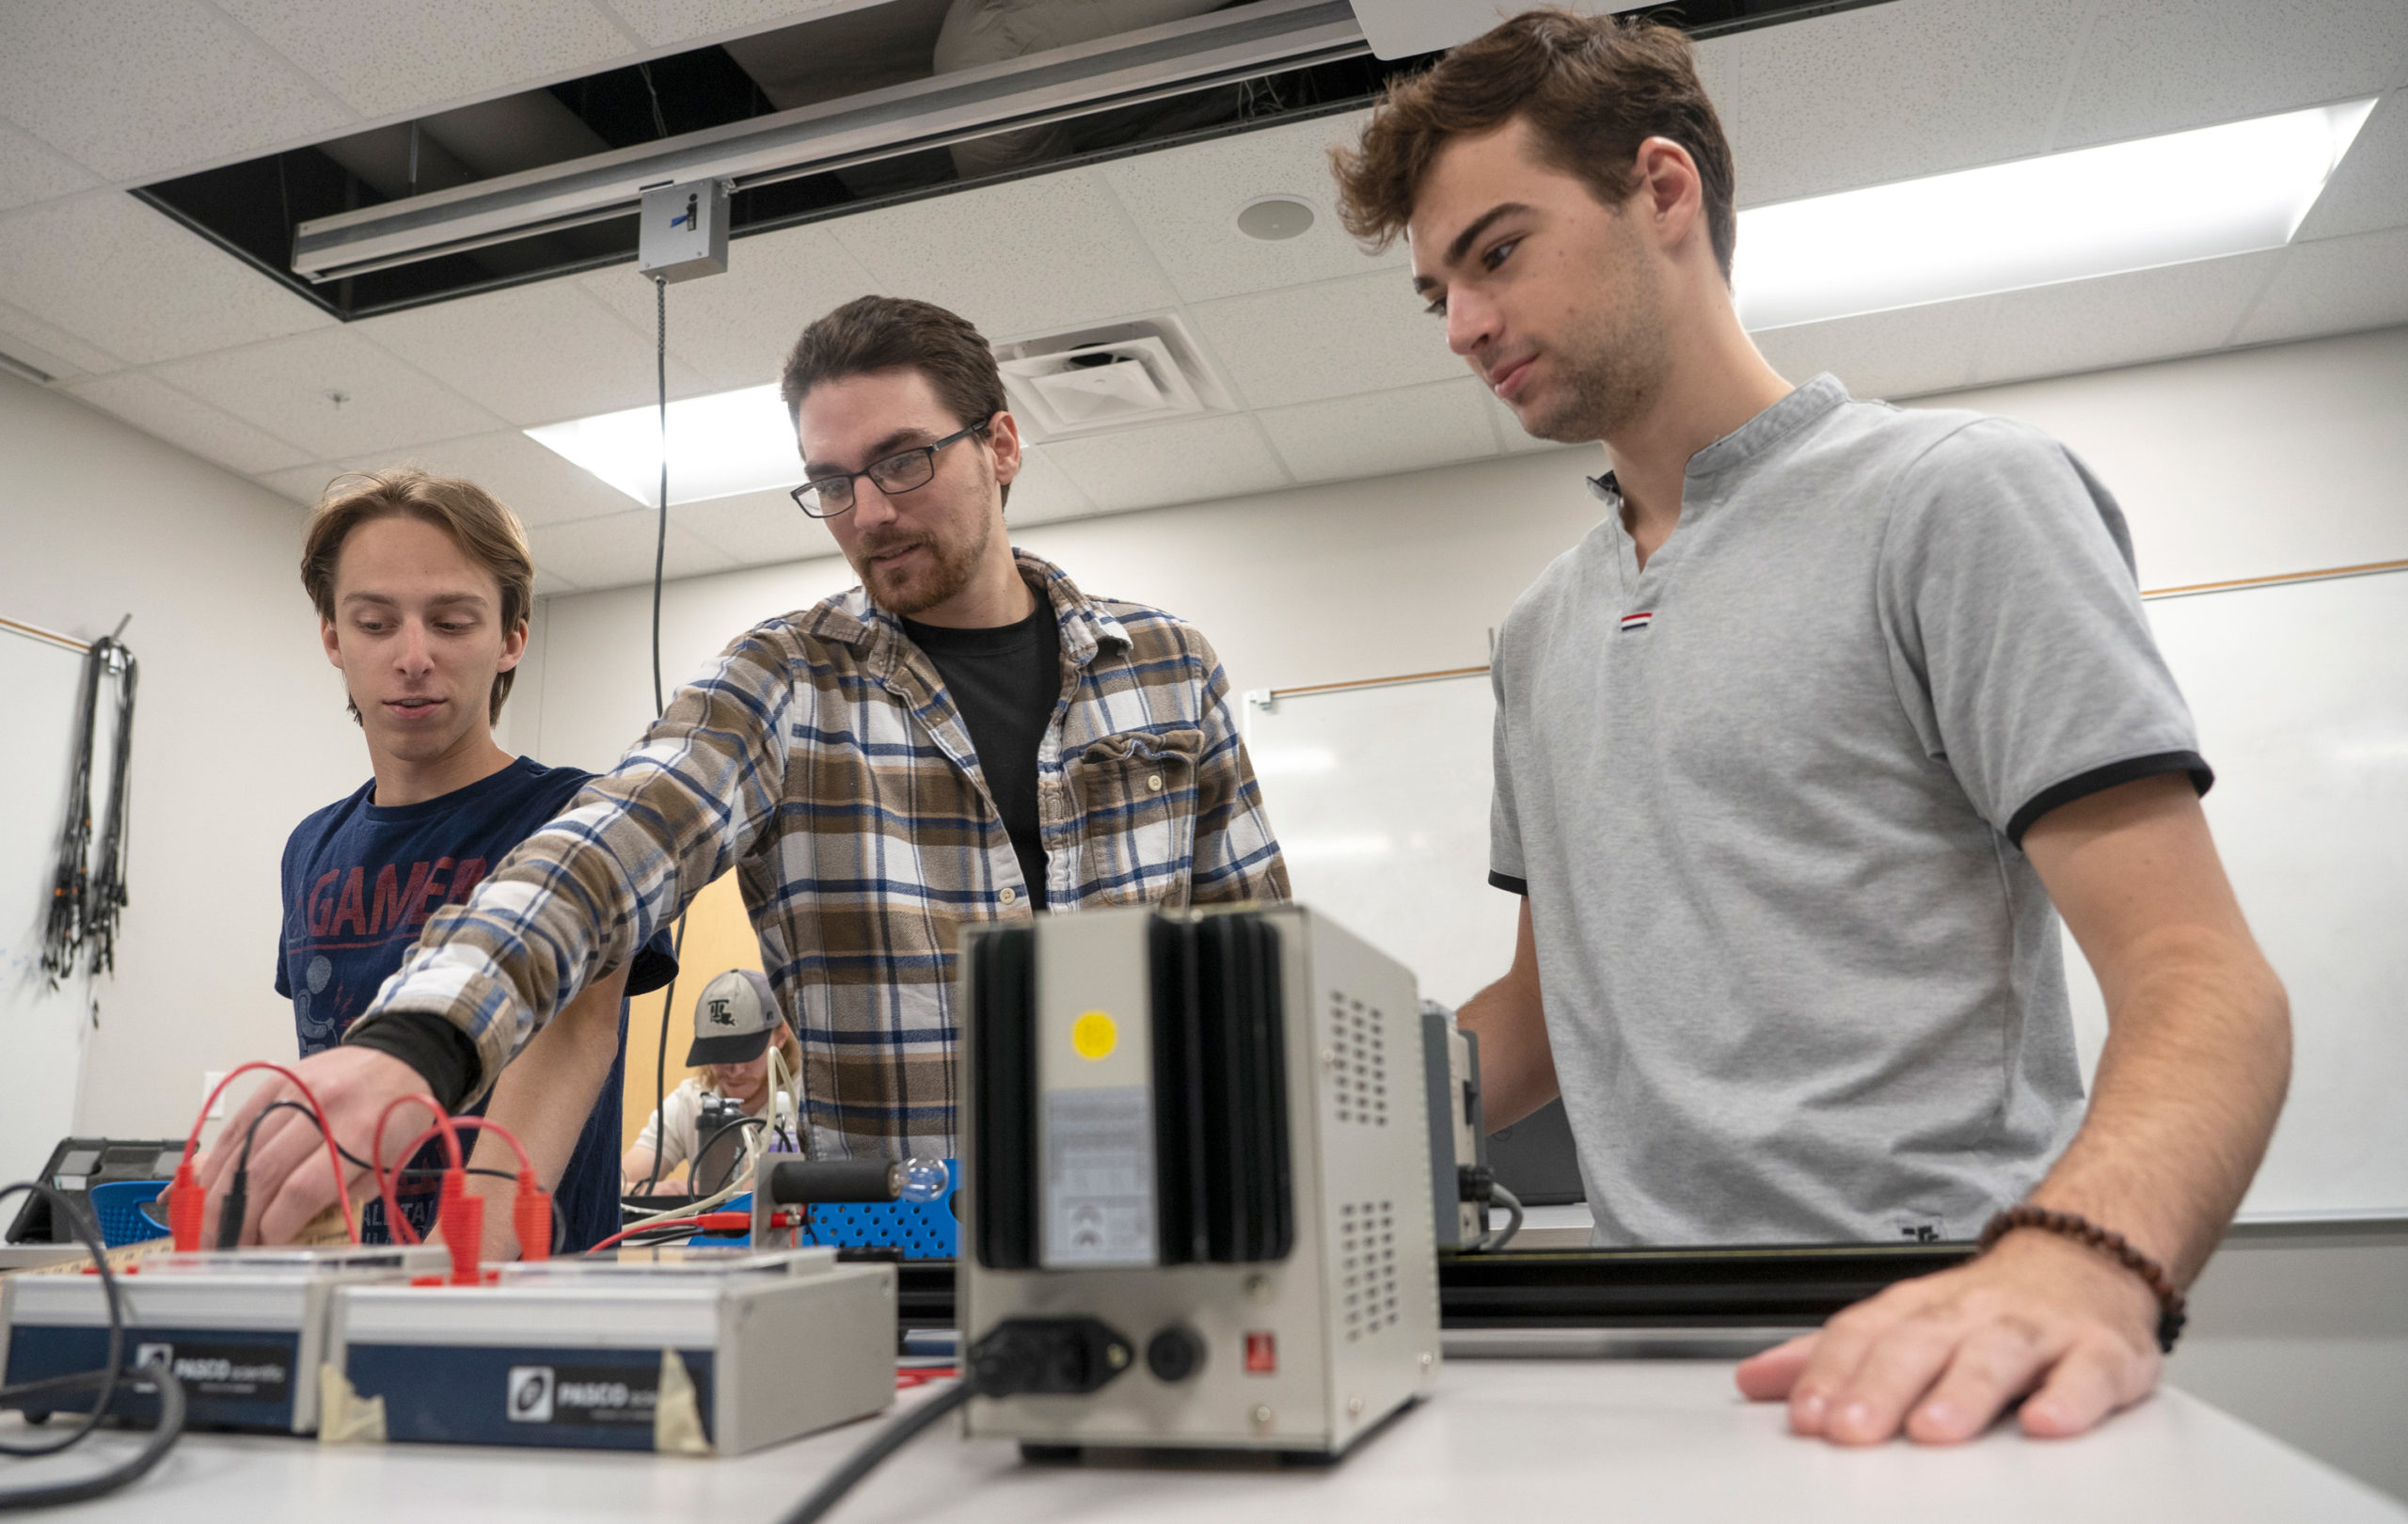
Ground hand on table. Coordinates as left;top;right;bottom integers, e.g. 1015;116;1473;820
1735;1229;2163;1444
187;1047;436;1246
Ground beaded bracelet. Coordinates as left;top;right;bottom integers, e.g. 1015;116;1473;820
1977;1204;2189;1354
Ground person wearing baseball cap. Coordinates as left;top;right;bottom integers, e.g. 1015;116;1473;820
621;969;800;1194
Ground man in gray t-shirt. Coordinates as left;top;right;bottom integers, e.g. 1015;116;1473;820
1333;10;2289;1450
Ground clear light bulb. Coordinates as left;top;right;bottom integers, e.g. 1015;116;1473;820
898;1157;950;1203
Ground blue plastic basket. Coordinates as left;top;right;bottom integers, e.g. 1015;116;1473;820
87;1180;169;1248
801;1159;958;1259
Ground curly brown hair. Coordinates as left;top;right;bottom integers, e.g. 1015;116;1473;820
1329;8;1736;280
780;294;1013;505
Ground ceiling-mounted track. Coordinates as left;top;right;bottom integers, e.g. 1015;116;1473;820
292;0;1363;285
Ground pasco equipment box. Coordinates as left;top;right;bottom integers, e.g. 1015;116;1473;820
326;1246;894;1454
958;904;1442;1460
0;1245;446;1434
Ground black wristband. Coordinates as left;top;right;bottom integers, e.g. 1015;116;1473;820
346;1011;480;1112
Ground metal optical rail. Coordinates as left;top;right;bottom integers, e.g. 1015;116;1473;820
291;0;1363;283
884;1243;1977;1331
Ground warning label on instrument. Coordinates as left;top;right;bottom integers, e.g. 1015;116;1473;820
1043;1085;1155;1267
505;1363;661;1426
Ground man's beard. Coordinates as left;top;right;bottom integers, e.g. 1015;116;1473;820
1516;231;1671;445
851;505;992;617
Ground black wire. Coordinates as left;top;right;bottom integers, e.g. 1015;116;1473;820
0;1353;183;1512
651;270;669;720
639;913;690;1199
780;1380;976;1524
0;1183;120;1460
694;1114;770;1197
217;1100;534;1245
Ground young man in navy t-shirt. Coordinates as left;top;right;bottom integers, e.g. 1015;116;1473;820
269;468;673;1251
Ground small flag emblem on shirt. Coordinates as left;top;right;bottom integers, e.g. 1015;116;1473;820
1620;611;1655;633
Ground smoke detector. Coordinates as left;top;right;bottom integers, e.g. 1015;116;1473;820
994;314;1232;442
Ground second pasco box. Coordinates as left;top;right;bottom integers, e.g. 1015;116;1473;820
327;1246;894;1454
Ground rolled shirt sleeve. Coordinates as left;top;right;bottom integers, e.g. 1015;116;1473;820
346;629;798;1106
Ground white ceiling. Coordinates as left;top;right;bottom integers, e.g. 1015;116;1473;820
2;0;2405;593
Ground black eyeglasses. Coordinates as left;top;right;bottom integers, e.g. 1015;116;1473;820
788;421;990;519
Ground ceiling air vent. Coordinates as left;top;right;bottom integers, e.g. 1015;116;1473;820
995;313;1232;441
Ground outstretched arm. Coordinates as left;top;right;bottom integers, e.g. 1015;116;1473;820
1737;774;2289;1443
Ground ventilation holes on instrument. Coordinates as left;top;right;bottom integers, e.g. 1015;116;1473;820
1338;1199;1401;1341
1327;992;1388;1127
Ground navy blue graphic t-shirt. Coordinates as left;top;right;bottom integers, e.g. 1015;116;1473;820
276;757;676;1251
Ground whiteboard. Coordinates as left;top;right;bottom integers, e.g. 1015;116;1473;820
1246;570;2408;1220
0;629;107;1182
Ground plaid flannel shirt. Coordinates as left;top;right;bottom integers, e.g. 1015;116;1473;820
350;550;1290;1157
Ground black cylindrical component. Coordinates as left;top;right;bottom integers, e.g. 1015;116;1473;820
764;1158;903;1206
1457;1163;1496;1203
1145;1326;1205;1383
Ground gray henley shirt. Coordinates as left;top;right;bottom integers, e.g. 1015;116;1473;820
1489;373;2210;1246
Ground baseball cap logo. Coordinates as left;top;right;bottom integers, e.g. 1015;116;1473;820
708;997;736;1027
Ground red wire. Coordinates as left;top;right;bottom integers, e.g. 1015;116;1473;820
371;1098;464;1247
182;1060;361;1246
585;1212;762;1254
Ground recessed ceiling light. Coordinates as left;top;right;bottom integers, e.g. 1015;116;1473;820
1735;99;2377;332
1237;195;1316;241
527;383;794;508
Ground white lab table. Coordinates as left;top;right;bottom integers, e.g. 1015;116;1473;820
5;1356;2400;1523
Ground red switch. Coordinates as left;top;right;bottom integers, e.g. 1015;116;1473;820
1244;1331;1277;1374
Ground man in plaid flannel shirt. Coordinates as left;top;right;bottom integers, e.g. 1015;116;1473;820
200;296;1289;1239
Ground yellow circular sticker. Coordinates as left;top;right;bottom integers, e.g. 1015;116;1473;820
1071;1011;1117;1060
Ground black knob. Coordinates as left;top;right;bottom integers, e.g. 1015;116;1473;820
1145;1326;1206;1383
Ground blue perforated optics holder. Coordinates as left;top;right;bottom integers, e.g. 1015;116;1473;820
802;1158;958;1258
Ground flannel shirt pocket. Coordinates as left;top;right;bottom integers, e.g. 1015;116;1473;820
1069;727;1203;907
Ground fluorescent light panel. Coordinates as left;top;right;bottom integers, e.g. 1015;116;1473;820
527;383;794;508
531;101;2374;501
1735;99;2376;331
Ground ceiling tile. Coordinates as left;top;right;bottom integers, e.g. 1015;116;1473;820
258;462;335;503
1188;268;1462;410
359;278;710;427
532;563;583;596
673;486;840;565
325;427;641;527
1257;377;1497;484
1968;251;2286;387
1101;110;1402;304
1003;445;1098;527
529;507;740;590
579;222;881;391
0;296;120;379
2294;90;2408;244
1732;0;2090;206
66;370;312;473
600;0;885;48
214;0;632;119
2230;225;2408;346
150;326;502;459
2054;0;2408;151
0;0;351;181
1045;413;1289;514
0;118;96;213
1751;298;1991;401
0;194;332;365
827;168;1175;340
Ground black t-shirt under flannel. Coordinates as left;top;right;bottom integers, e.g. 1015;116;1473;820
902;597;1062;908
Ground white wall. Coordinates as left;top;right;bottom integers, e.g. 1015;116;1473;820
522;324;2408;786
0;373;362;1168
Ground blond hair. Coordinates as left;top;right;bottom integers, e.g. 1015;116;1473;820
299;468;536;724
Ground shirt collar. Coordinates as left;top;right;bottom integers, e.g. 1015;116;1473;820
1581;373;1852;504
802;548;1126;676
